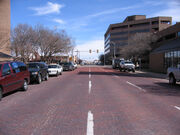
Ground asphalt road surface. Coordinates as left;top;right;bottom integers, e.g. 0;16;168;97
0;66;180;135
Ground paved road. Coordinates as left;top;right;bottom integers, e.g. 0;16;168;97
0;66;180;135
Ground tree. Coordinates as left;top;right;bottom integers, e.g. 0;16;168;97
99;54;104;64
11;24;36;62
121;32;157;59
11;24;74;63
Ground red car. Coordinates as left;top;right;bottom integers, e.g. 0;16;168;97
0;61;30;101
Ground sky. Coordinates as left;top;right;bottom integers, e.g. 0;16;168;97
11;0;180;61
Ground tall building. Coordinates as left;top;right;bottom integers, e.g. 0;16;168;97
104;15;172;60
0;0;11;56
150;23;180;73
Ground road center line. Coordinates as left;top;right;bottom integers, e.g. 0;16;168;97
89;73;91;79
126;81;146;92
86;111;94;135
89;81;92;94
174;106;180;111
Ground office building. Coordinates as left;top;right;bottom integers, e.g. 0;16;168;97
104;15;172;60
150;23;180;73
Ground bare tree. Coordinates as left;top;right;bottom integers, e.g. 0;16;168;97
11;24;37;62
121;32;157;59
11;24;74;63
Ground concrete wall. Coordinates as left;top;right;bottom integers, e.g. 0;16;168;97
0;0;11;55
149;53;165;73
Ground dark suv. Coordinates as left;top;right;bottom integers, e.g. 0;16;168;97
0;61;30;100
27;62;49;84
60;62;74;71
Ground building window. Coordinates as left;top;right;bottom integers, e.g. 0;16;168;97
178;32;180;37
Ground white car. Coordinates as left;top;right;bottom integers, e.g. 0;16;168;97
48;64;63;76
167;64;180;85
119;61;135;72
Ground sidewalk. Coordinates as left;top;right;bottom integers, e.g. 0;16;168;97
135;70;167;79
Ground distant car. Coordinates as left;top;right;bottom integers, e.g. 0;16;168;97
48;64;63;76
167;64;180;85
0;61;30;100
27;62;49;84
61;62;74;71
119;61;135;72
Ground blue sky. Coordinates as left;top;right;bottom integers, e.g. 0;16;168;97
11;0;180;60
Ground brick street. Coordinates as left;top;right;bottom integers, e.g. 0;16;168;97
0;66;180;135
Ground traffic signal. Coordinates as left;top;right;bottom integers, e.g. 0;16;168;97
89;49;92;53
97;49;99;53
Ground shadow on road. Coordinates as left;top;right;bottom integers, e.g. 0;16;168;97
137;82;180;97
78;71;164;79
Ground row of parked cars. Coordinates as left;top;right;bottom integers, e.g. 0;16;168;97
0;61;77;101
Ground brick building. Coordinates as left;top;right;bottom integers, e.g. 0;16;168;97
104;15;172;62
150;23;180;73
0;0;12;61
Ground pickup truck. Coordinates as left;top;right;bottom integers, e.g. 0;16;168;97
119;61;135;72
167;65;180;85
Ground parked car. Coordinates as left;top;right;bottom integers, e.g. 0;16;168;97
119;61;135;72
48;64;63;76
60;62;74;71
112;58;124;69
0;61;30;100
27;62;49;84
167;64;180;85
73;62;78;69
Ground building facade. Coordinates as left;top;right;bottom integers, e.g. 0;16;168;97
150;23;180;73
104;15;172;61
0;0;11;61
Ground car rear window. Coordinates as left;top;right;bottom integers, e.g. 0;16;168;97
48;65;57;68
28;63;38;68
124;62;133;64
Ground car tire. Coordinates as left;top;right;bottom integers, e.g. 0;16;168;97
0;87;2;101
45;74;49;81
169;74;176;85
37;74;42;84
132;69;135;72
22;79;28;91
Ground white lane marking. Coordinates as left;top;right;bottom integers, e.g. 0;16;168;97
112;74;119;78
89;81;92;94
87;111;94;135
174;106;180;111
126;81;146;92
89;73;91;79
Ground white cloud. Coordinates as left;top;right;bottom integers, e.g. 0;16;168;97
30;2;64;16
75;39;104;61
53;18;65;24
153;1;180;22
87;5;141;18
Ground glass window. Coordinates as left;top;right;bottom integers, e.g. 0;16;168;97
178;32;180;37
10;62;20;73
17;62;27;72
2;64;11;76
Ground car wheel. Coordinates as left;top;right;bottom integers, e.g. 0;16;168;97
132;69;135;72
37;74;42;84
169;74;176;85
60;72;62;75
22;80;28;91
45;74;49;81
0;87;2;101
